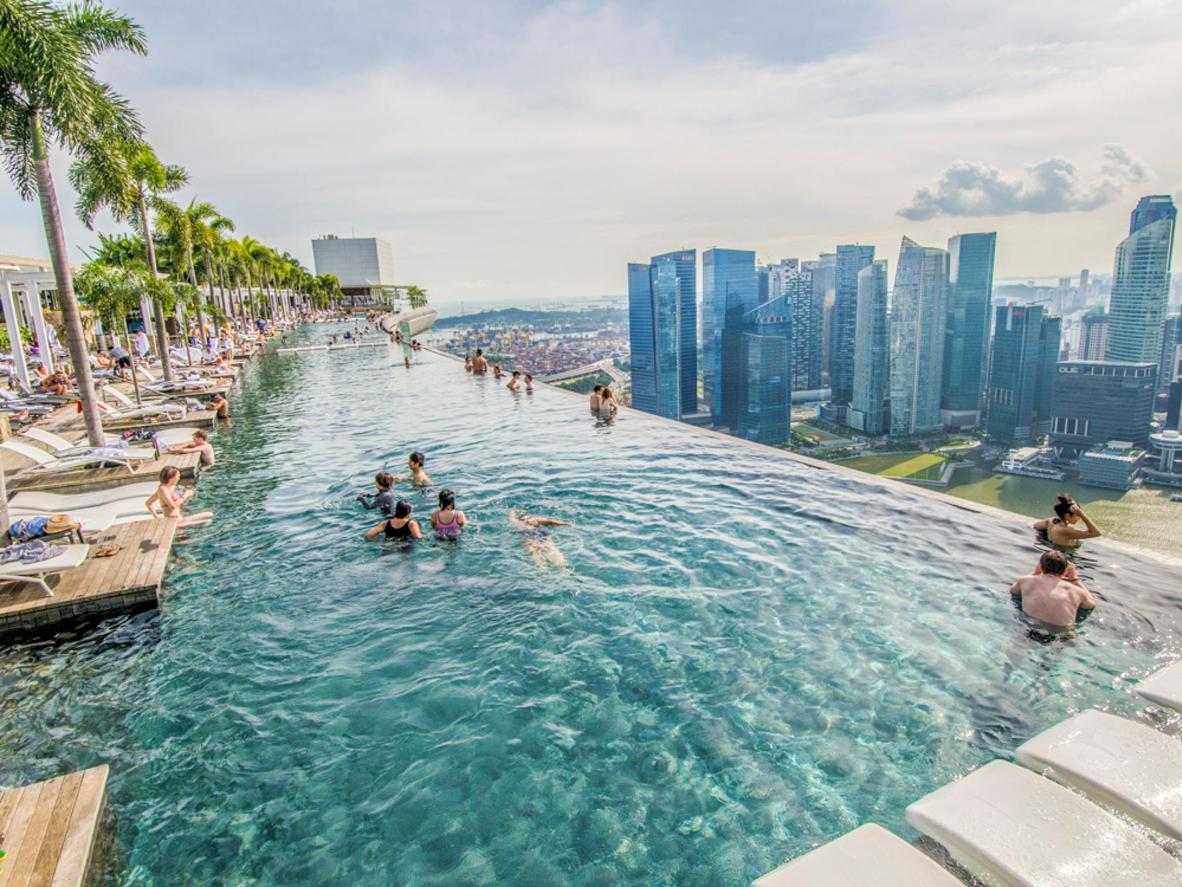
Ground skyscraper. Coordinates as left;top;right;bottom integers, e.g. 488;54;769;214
1106;196;1175;365
941;232;996;427
848;260;890;435
728;297;793;446
701;248;756;424
890;237;949;437
1050;360;1157;456
1160;313;1181;388
829;245;875;407
627;250;697;420
985;304;1060;444
811;253;836;378
1079;308;1109;360
769;259;820;391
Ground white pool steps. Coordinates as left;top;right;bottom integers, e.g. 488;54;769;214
906;760;1182;885
1136;661;1182;713
751;661;1182;887
1015;708;1182;842
751;824;961;887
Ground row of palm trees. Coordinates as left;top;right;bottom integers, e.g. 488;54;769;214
0;0;345;445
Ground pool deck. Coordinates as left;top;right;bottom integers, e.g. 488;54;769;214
0;765;109;887
100;410;217;434
0;518;178;639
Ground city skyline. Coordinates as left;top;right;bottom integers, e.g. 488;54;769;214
1;0;1180;302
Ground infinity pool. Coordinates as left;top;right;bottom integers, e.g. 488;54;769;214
2;323;1180;886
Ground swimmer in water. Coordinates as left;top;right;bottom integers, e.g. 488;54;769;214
1010;550;1095;628
1033;494;1101;547
357;471;396;515
364;499;422;542
507;370;522;391
464;354;473;373
509;508;573;570
391;451;431;486
431;489;466;540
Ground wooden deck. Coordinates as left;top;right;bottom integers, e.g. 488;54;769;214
0;766;109;887
100;409;217;433
0;518;178;638
4;451;201;493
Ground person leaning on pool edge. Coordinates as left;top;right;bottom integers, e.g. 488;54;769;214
1033;493;1101;547
1010;549;1096;628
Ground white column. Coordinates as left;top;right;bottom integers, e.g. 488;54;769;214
1;279;31;391
140;296;154;357
20;286;53;373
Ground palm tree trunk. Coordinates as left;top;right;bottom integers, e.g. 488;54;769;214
31;115;105;446
138;196;173;381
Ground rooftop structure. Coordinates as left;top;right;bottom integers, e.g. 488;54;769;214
311;235;396;304
1077;441;1144;490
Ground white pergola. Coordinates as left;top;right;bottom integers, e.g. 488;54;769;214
0;265;61;391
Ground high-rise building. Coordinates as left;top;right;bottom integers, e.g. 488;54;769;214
829;245;875;406
1160;313;1181;387
890;237;949;437
848;260;890;435
1079;268;1090;298
726;297;793;446
1049;360;1157;457
1079;308;1109;360
1106;196;1175;366
812;253;837;379
985;304;1060;444
769;259;820;392
627;250;697;420
702;248;756;424
941;232;997;428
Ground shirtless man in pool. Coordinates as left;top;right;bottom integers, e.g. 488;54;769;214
1010;550;1096;628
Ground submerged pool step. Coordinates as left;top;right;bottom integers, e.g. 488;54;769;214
1136;661;1182;713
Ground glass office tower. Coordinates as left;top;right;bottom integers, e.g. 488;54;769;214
628;251;697;420
985;304;1060;444
702;248;756;425
890;237;949;437
942;232;997;425
1107;196;1175;366
848;260;890;435
830;244;875;406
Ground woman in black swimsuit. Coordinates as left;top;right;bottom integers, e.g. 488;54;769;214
365;500;423;542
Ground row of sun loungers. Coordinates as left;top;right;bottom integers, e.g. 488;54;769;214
753;661;1182;886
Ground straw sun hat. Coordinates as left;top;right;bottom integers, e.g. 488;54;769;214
45;514;79;534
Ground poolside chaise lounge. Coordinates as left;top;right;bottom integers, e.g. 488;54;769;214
0;543;90;597
752;824;961;887
8;481;160;513
5;503;118;534
1136;661;1182;713
904;760;1182;885
96;398;186;424
1015;708;1182;841
0;438;148;474
22;427;156;460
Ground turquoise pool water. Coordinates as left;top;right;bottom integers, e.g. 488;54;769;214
2;323;1181;886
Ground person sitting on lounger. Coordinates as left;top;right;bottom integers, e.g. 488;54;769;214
166;429;215;466
365;500;422;542
146;465;213;527
1033;494;1101;547
40;371;71;396
1010;550;1095;628
208;393;230;419
357;471;396;515
509;508;573;570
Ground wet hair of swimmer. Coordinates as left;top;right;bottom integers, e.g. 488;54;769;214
1039;550;1069;576
394;500;413;519
409;451;425;468
594;384;604;393
375;471;394;490
475;348;483;356
438;489;455;509
1053;493;1075;521
512;370;521;378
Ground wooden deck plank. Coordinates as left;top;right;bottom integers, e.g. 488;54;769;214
5;451;199;493
0;520;178;638
5;775;66;887
21;773;83;887
0;782;44;887
48;766;107;887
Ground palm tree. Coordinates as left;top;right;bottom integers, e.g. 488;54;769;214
70;137;187;379
406;285;429;309
74;260;147;404
0;0;147;445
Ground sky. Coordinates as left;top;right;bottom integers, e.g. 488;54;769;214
1;0;1180;302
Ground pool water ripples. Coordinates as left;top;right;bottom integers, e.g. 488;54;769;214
1;322;1181;885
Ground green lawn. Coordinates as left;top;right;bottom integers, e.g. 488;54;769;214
792;423;844;442
840;452;950;481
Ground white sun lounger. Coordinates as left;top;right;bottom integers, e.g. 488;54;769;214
8;481;160;513
6;504;117;534
905;760;1182;886
1015;709;1182;841
101;386;186;412
1;439;142;473
1136;662;1182;713
0;543;90;597
21;427;156;460
752;824;961;887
